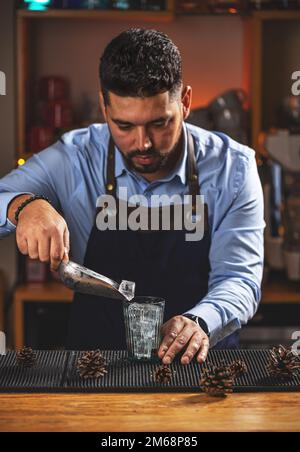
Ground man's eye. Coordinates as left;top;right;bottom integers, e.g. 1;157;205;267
118;125;132;130
152;121;167;128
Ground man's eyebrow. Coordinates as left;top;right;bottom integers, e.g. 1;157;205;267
111;116;171;126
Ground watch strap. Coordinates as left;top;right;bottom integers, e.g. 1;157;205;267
183;314;210;336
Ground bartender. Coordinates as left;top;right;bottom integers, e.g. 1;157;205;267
0;28;264;365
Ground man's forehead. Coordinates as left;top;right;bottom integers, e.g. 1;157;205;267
110;89;170;103
106;91;178;123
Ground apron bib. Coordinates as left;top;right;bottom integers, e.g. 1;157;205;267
67;130;239;350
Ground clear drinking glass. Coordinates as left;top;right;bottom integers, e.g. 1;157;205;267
123;296;165;360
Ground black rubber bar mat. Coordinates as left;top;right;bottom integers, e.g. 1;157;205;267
0;349;300;393
0;351;68;392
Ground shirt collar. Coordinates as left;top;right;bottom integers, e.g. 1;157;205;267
115;145;127;178
114;122;188;186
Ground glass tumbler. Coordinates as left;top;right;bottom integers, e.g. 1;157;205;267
123;296;165;360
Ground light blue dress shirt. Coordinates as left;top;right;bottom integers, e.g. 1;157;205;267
0;122;265;346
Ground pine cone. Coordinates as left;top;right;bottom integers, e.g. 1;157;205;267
267;345;300;379
16;347;37;368
229;359;247;378
200;364;234;397
76;350;108;379
154;365;173;384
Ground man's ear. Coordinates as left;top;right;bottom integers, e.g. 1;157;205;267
181;86;192;120
98;91;107;121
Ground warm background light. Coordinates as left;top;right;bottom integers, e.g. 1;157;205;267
31;16;249;112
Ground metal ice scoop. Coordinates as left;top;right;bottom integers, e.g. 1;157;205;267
58;260;135;302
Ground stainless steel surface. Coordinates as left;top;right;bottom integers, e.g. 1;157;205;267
58;261;135;301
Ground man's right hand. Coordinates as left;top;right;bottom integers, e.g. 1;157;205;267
8;194;70;271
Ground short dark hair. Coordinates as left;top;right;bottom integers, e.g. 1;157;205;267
99;28;182;105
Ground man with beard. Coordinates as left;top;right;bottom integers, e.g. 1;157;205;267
0;28;264;364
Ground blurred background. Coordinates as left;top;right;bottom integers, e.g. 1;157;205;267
0;0;300;351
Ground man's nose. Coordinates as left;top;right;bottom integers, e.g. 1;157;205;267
135;127;152;152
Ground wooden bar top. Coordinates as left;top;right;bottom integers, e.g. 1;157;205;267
0;392;300;432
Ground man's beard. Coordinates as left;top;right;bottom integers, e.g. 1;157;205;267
123;148;169;173
108;122;184;174
122;129;184;174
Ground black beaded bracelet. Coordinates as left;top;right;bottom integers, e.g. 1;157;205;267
14;195;52;223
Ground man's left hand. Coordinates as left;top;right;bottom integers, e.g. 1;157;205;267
158;315;209;365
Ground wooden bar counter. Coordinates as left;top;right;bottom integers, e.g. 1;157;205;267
0;392;300;432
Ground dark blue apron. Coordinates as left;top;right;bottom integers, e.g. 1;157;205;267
66;130;239;350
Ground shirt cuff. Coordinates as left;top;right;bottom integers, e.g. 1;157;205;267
0;192;33;227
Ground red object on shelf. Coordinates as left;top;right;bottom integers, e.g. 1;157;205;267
27;126;54;153
41;100;73;129
39;76;68;102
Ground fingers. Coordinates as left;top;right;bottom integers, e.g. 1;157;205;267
158;318;183;362
158;328;179;356
50;227;65;271
181;333;209;365
26;238;39;260
38;235;51;263
15;200;70;270
62;227;70;264
181;331;203;365
49;225;70;269
161;325;194;365
16;234;28;256
158;316;210;365
17;226;69;271
197;336;210;364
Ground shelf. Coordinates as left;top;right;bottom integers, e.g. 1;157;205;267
16;8;174;22
175;9;249;16
13;281;73;303
251;10;300;150
253;10;300;20
12;281;73;348
12;279;300;305
262;277;300;304
11;277;300;349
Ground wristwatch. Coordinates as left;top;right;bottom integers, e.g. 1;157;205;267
183;314;210;337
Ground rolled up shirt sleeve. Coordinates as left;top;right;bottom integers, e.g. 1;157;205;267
185;151;265;347
0;140;72;239
0;124;109;263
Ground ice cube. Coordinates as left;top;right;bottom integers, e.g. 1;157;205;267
119;280;136;301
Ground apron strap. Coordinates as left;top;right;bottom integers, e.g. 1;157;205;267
106;137;117;199
186;131;209;232
187;130;200;214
